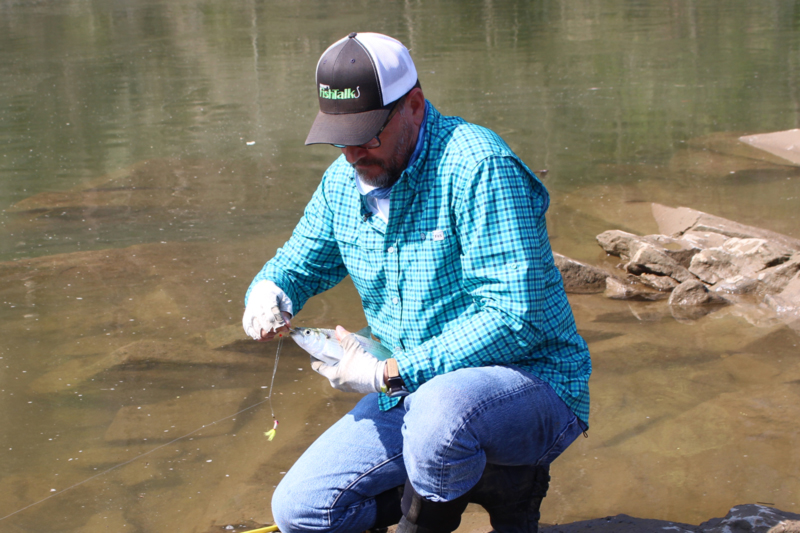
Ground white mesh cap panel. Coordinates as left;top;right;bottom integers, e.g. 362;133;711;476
355;33;417;106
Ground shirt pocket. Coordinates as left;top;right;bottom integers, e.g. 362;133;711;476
402;227;462;303
336;222;387;295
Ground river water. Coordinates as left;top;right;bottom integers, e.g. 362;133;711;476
1;1;799;531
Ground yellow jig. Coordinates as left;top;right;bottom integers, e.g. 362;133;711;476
264;419;278;441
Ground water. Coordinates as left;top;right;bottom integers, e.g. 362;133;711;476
1;1;799;530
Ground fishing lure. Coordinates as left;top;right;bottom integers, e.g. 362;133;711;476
264;419;278;441
264;336;283;441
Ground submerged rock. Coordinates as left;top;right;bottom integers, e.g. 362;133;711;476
740;129;800;166
553;253;610;293
651;203;800;251
104;388;251;443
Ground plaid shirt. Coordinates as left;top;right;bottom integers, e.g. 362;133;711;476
247;102;591;424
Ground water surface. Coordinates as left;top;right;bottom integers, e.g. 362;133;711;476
1;1;799;531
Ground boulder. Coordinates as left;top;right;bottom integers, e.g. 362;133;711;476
689;238;794;285
604;276;669;301
668;280;729;321
712;275;760;295
652;203;800;251
638;273;679;291
669;280;729;307
757;252;800;293
596;230;700;267
553;253;609;293
765;272;800;315
537;504;800;533
680;230;729;250
624;244;695;283
701;504;800;533
769;521;800;533
596;230;641;259
739;128;800;166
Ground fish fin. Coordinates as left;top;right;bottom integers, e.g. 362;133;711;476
355;325;372;338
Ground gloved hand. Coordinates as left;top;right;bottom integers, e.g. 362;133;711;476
311;326;386;394
242;280;293;341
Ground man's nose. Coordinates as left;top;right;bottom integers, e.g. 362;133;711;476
342;145;368;163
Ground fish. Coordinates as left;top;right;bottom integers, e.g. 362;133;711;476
289;326;392;365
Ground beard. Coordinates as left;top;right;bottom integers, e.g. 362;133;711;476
352;117;416;189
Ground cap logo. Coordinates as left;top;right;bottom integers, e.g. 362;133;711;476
319;84;360;100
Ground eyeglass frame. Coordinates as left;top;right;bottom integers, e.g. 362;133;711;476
331;95;406;150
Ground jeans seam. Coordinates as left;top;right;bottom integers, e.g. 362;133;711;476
328;452;404;526
435;375;544;497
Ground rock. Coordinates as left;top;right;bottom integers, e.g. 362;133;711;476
769;521;800;533
668;280;729;321
680;230;729;250
642;234;701;267
669;280;729;307
638;273;679;291
625;243;695;283
596;230;642;259
689;238;794;285
535;505;800;533
540;514;700;532
689;131;795;164
765;271;800;315
701;504;800;533
739;129;800;166
553;253;609;293
758;252;800;293
596;230;700;267
712;275;760;295
604;276;669;301
652;203;800;251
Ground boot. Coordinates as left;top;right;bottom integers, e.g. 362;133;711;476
468;464;550;533
369;485;404;531
396;478;471;533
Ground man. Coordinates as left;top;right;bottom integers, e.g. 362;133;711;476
242;32;591;533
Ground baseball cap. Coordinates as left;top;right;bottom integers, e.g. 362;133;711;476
305;32;418;146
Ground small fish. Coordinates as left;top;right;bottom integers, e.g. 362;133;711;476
290;327;392;365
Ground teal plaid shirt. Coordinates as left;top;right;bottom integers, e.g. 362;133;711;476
247;102;591;425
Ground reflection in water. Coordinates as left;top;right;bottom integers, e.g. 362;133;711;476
1;1;799;531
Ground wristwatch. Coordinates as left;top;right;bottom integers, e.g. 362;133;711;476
384;358;409;398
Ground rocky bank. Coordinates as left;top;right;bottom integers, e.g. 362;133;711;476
555;203;800;328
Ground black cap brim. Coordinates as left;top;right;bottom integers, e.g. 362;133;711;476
305;106;391;146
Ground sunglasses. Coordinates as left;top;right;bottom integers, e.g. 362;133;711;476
332;96;405;149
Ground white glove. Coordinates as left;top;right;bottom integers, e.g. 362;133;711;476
242;280;293;341
311;326;386;394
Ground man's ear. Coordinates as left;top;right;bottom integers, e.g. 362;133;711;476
406;87;426;127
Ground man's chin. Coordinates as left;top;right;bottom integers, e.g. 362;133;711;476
356;168;389;187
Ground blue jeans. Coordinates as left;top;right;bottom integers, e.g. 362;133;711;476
272;365;584;533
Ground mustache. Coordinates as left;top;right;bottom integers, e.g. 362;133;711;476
350;158;387;169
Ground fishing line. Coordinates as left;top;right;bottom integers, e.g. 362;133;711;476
264;336;282;441
0;389;275;522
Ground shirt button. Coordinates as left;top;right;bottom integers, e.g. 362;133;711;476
387;246;396;254
392;297;399;304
